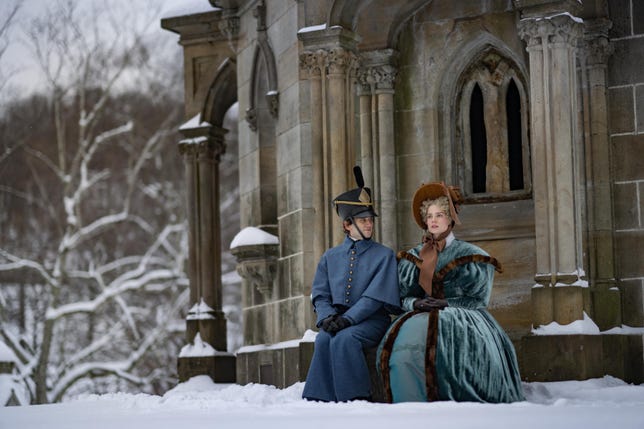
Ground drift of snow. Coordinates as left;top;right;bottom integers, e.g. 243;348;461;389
1;375;643;429
532;312;601;335
229;227;279;249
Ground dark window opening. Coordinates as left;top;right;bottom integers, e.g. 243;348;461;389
470;84;487;193
506;79;524;191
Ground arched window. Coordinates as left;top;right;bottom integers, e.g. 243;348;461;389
458;51;530;201
470;83;487;194
506;79;524;191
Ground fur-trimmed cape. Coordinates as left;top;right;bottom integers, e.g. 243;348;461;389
377;239;523;404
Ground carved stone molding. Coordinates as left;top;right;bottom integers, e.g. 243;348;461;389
267;92;279;118
253;0;266;31
356;49;398;94
179;136;226;161
357;64;398;91
218;16;239;40
326;47;355;76
299;50;327;78
245;0;279;131
245;108;257;132
236;259;277;298
518;14;583;48
231;242;278;299
581;19;613;67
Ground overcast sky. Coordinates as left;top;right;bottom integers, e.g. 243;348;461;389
1;0;207;95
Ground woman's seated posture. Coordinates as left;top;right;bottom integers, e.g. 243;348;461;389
377;182;524;403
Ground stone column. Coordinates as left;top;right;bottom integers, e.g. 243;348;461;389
298;27;360;246
357;82;374;198
326;47;353;245
519;12;586;325
578;19;620;329
357;50;399;250
177;123;234;382
300;50;329;263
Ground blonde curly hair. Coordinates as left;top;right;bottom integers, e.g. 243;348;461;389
419;196;451;224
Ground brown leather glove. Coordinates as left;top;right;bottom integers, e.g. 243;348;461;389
413;297;448;312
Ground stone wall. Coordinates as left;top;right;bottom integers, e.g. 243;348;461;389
393;3;534;342
608;0;644;327
236;0;317;347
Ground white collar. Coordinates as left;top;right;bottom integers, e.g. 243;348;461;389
445;232;455;247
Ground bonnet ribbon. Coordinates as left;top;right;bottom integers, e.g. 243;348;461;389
418;228;452;296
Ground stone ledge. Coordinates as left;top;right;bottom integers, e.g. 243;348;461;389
178;355;236;383
235;342;387;401
520;334;643;384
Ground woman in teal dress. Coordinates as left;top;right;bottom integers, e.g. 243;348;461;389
377;182;524;403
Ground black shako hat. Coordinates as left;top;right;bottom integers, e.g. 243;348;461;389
332;166;378;221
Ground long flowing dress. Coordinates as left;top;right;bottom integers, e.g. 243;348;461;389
377;237;524;403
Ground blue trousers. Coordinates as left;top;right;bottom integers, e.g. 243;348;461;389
302;316;389;402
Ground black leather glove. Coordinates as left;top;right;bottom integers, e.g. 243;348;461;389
413;297;448;312
326;316;352;334
321;314;338;332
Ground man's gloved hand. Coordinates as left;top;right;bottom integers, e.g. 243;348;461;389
413;297;448;312
321;314;338;332
326;316;352;334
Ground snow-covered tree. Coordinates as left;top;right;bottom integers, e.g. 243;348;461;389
0;0;187;404
0;0;20;99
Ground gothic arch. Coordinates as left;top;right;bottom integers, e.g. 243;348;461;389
436;34;530;195
328;0;432;50
202;57;238;128
245;39;279;131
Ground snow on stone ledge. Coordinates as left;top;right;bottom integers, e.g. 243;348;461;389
236;329;318;354
187;298;215;320
532;312;600;336
179;333;232;358
179;113;212;131
601;325;644;335
161;0;220;20
229;227;279;249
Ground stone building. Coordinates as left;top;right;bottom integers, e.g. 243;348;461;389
161;0;644;388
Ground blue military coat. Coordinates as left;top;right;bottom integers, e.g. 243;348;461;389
303;236;400;402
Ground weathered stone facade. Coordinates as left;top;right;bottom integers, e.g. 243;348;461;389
162;0;644;387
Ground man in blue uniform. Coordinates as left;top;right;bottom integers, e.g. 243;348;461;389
302;166;400;402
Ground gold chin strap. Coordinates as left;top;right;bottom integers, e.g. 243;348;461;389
334;201;373;206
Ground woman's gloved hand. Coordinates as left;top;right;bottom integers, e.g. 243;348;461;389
413;297;448;312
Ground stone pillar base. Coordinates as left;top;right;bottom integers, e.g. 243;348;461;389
177;355;236;383
186;317;228;352
520;334;643;384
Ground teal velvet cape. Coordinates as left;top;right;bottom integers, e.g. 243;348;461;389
377;238;524;403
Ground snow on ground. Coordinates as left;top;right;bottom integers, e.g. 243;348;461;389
1;375;643;429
